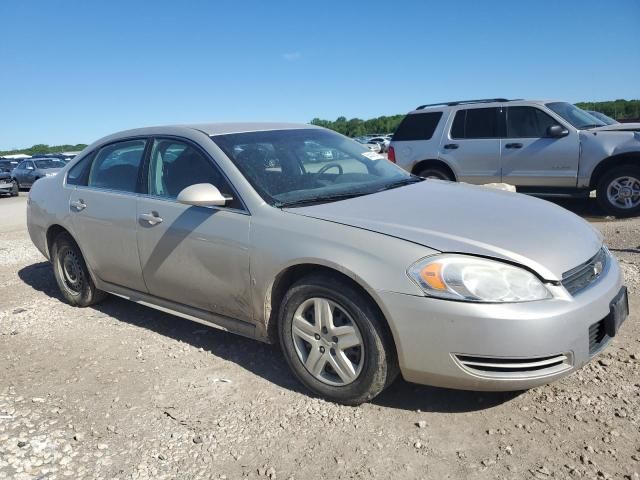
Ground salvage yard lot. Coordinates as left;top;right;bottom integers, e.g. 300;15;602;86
1;193;639;480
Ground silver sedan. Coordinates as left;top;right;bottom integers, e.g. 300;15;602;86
27;123;629;404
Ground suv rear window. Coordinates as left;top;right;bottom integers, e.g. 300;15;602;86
451;108;500;139
393;112;443;141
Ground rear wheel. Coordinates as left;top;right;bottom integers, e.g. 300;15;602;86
278;274;398;405
416;166;453;181
10;180;19;196
596;165;640;217
51;232;107;307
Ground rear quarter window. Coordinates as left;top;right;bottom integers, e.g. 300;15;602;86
393;112;443;141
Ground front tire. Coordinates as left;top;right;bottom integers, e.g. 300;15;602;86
51;232;107;307
10;180;19;196
596;165;640;217
278;274;398;405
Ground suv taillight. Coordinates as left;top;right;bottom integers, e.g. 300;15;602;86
387;146;396;163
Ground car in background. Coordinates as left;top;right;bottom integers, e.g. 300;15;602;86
367;136;391;153
389;98;640;216
0;169;19;196
12;157;66;189
586;110;618;125
26;122;629;404
354;136;381;153
0;159;19;173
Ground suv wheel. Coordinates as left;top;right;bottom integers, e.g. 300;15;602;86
51;232;107;307
597;165;640;217
416;166;453;181
278;274;398;405
10;179;19;196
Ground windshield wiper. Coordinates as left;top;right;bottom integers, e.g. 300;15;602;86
277;192;370;208
375;176;424;192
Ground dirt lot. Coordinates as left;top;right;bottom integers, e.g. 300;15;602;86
1;193;639;480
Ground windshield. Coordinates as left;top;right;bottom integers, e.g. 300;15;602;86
212;128;417;207
34;159;65;169
587;111;618;125
0;161;17;172
545;102;606;129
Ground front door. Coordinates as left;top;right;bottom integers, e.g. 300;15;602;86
68;138;148;292
500;106;579;187
136;138;252;323
440;106;502;184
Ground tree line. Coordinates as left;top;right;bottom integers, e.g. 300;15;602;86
3;100;638;155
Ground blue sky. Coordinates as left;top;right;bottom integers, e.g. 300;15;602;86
1;0;639;149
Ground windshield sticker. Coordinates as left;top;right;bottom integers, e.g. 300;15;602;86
361;151;385;161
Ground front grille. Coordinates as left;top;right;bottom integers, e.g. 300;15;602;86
453;353;572;378
562;248;608;296
589;319;607;355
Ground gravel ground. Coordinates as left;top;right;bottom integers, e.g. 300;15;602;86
1;196;639;480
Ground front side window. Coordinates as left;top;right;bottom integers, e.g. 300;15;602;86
147;138;241;209
450;108;499;139
88;139;146;193
506;107;560;138
545;102;605;129
212;128;418;207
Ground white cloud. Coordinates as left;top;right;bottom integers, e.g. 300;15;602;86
281;52;302;62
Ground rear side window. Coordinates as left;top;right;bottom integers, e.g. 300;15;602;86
393;112;443;141
506;106;559;138
88;139;146;193
450;108;500;139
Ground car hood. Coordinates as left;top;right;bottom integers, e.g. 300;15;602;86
591;123;640;132
284;181;603;281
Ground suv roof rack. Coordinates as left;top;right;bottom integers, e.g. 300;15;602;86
415;98;518;110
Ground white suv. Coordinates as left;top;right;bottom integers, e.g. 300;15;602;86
388;98;640;216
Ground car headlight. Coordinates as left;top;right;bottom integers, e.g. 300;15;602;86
407;255;551;303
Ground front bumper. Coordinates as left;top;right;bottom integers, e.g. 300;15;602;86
379;257;625;391
0;181;13;192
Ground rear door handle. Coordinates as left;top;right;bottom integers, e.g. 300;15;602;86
139;212;163;226
443;143;459;150
505;143;523;149
70;199;86;211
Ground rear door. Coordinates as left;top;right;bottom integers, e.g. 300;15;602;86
441;107;501;184
68;138;148;292
501;106;579;187
136;137;252;322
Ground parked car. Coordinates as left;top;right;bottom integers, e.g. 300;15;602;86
389;98;640;216
12;158;66;189
586;110;618;125
0;169;19;196
0;159;19;173
27;123;628;404
367;136;391;153
354;137;381;153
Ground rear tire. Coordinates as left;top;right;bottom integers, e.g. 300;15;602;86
10;180;19;196
596;165;640;217
51;232;107;307
416;166;453;181
278;274;398;405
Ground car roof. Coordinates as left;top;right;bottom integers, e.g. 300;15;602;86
408;99;556;114
105;122;321;139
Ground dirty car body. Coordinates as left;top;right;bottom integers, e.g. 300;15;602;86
27;123;628;402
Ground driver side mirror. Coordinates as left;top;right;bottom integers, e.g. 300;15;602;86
177;183;230;207
547;125;569;138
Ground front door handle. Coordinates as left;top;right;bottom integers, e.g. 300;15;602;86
505;143;523;149
139;212;163;226
70;199;86;211
443;143;459;150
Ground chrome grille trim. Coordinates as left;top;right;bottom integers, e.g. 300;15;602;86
562;247;608;296
453;353;572;379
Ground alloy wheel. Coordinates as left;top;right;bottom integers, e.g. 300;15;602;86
606;176;640;210
291;297;364;386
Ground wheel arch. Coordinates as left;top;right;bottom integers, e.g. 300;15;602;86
264;262;399;357
45;224;102;286
589;153;640;189
411;159;457;180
